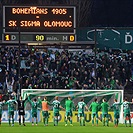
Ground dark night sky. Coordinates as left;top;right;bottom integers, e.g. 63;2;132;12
90;0;133;27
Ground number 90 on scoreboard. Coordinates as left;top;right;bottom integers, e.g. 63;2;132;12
2;34;76;43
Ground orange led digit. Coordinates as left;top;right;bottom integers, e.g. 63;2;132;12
51;8;67;14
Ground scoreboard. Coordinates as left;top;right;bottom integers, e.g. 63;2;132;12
2;5;76;43
3;34;75;43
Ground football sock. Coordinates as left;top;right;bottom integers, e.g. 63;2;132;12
57;118;58;125
116;119;119;125
92;118;94;125
46;118;48;125
65;118;68;124
43;118;45;124
9;118;11;125
54;118;58;125
129;119;131;126
79;118;81;125
23;117;25;124
12;118;14;124
82;117;85;125
103;118;105;126
70;119;72;124
53;118;55;125
19;118;21;125
96;119;98;125
124;119;127;126
106;118;109;126
114;119;116;125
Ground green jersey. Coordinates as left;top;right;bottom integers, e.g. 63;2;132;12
101;102;109;114
77;101;86;113
89;102;99;113
6;100;16;112
0;102;4;114
52;100;60;112
111;102;121;113
123;101;131;113
28;98;40;112
65;100;73;111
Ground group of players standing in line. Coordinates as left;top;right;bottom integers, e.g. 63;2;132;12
0;95;133;127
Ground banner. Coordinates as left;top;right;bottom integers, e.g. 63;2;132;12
77;28;133;50
40;111;133;123
1;110;40;122
2;110;133;123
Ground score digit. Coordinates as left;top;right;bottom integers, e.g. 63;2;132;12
36;35;45;41
52;8;67;14
5;35;10;41
69;35;75;42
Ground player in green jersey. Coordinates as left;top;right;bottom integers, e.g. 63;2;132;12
77;99;88;126
28;97;40;126
65;97;74;126
100;98;109;126
0;99;5;126
122;97;133;127
89;98;100;126
111;99;122;127
52;96;65;126
6;96;17;126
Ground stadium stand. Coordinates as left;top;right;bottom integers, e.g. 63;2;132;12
0;46;133;102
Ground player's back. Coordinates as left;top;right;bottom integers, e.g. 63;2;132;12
52;100;60;111
123;101;130;112
31;101;38;111
65;100;73;111
101;102;109;113
6;100;16;111
112;102;121;112
17;100;25;110
42;100;49;111
91;102;99;113
78;101;85;112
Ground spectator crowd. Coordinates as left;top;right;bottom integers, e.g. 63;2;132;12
0;46;133;96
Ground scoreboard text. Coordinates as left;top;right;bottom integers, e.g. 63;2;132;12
2;34;76;43
3;6;76;33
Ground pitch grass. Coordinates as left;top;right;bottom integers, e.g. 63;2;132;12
0;123;133;133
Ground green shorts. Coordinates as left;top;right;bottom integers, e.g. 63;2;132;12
92;112;98;118
53;111;59;117
78;112;85;117
124;113;130;117
8;111;14;116
0;113;2;118
65;110;73;117
114;112;119;119
32;111;37;118
102;113;108;118
42;111;49;118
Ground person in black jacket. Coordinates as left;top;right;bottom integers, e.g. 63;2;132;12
17;96;27;126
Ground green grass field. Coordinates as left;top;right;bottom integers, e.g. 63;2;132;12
0;123;133;133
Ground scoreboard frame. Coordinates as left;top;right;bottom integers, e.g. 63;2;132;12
3;5;76;34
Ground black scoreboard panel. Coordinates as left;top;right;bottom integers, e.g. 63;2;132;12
3;6;76;33
2;34;76;43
